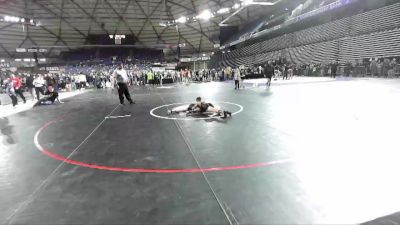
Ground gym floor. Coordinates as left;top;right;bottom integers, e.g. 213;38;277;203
1;78;400;225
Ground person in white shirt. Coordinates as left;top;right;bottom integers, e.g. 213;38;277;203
33;74;46;100
234;67;241;90
109;75;116;90
112;63;134;105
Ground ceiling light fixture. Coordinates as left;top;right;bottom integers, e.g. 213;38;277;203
242;0;253;6
176;16;187;24
197;10;213;20
217;8;230;14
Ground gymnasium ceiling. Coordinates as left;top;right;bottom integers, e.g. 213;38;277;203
0;0;302;58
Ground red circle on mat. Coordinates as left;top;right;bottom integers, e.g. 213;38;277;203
34;118;292;173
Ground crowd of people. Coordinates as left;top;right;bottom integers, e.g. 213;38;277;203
0;72;63;107
1;56;399;107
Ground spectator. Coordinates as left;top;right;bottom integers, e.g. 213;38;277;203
26;74;35;100
331;61;338;79
234;67;241;90
370;59;378;77
33;74;46;100
11;74;26;104
4;78;17;107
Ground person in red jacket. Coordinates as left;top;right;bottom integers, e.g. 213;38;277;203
11;74;26;104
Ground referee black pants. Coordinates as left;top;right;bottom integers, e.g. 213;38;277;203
234;80;239;89
35;87;45;100
117;83;133;104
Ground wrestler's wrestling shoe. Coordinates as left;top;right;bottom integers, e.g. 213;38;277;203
221;112;227;119
221;111;232;119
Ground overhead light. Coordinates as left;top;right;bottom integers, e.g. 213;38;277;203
39;58;46;62
240;0;274;6
159;22;167;27
176;16;187;24
16;48;26;52
30;19;34;24
242;0;253;6
23;58;31;62
4;15;20;22
15;59;21;62
217;8;230;14
197;10;213;20
202;53;206;56
21;18;25;23
0;59;5;62
233;3;241;9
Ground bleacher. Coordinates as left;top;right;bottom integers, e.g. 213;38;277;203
213;3;400;68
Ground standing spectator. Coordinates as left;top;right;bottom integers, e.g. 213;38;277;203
26;74;35;100
33;74;46;100
264;61;274;88
110;75;116;90
66;75;72;91
283;64;289;80
370;59;378;77
344;61;352;77
377;60;382;77
4;78;17;107
79;73;87;89
11;74;26;103
331;61;338;79
382;58;390;78
74;75;81;90
288;64;294;79
234;67;241;90
146;70;154;85
388;58;397;78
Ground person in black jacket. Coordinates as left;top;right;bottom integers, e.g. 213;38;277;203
331;61;338;78
264;62;274;88
26;74;35;100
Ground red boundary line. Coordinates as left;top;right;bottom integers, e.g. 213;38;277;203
34;118;293;173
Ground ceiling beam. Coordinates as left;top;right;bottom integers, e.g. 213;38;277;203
0;43;12;57
69;0;110;35
32;0;88;39
103;0;140;43
0;23;15;31
86;0;99;36
135;0;164;38
164;5;198;53
113;0;133;35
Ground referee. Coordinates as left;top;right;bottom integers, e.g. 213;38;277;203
112;63;134;105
